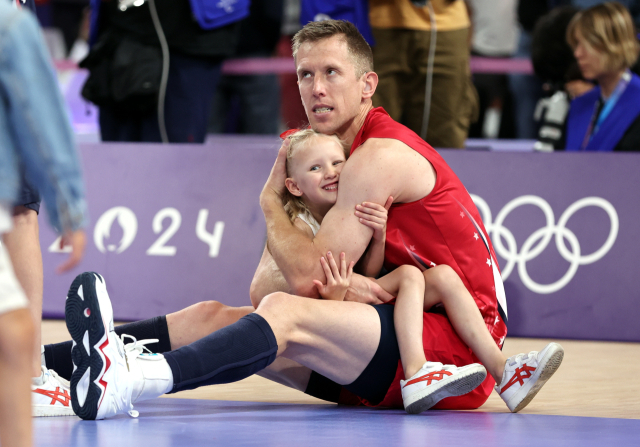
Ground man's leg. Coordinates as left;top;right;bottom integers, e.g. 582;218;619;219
156;293;384;403
168;302;314;391
254;293;381;385
4;206;43;378
45;297;315;393
44;301;252;378
66;273;385;419
166;302;254;350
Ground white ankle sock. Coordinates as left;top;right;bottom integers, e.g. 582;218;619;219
131;354;174;403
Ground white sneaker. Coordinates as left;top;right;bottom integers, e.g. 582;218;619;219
119;334;174;404
65;272;137;420
496;342;564;413
32;366;75;417
400;362;487;414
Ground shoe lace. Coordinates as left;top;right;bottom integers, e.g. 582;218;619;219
48;369;71;388
508;351;538;367
120;334;160;357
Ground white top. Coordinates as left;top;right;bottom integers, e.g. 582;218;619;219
468;0;519;57
297;212;320;236
0;203;12;235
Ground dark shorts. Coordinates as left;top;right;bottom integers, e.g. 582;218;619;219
18;176;41;214
305;304;400;406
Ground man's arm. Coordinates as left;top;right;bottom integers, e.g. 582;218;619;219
249;218;316;307
260;138;436;298
249;246;290;308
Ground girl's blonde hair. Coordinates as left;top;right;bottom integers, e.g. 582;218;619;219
282;129;345;223
566;2;639;71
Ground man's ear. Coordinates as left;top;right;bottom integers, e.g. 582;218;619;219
285;178;303;197
362;71;378;99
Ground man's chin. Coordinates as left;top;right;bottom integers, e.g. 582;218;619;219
309;121;337;136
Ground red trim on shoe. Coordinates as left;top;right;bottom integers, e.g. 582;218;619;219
33;387;71;406
403;370;453;387
97;335;112;408
499;364;536;394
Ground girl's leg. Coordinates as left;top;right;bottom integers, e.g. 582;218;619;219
376;265;427;378
0;309;33;447
423;265;506;382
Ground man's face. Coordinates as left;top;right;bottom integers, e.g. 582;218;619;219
296;36;364;137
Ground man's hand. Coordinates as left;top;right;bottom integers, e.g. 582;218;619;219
260;139;289;208
312;252;354;301
345;273;394;304
56;229;86;273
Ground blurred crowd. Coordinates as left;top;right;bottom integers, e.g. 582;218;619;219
32;0;640;151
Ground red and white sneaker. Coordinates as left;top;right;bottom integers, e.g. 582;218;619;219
496;342;564;413
400;362;487;414
32;366;75;417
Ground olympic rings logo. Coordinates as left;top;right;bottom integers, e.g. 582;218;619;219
471;195;619;295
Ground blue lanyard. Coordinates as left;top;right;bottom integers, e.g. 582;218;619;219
580;70;632;150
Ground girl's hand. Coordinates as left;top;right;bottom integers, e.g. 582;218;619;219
312;252;354;301
355;196;393;242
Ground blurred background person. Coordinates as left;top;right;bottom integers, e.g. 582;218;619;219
565;2;640;151
79;0;247;143
278;0;307;130
508;0;548;140
209;0;284;135
467;0;519;139
369;0;478;148
531;5;588;151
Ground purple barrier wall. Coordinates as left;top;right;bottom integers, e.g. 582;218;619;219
40;140;640;342
40;138;280;320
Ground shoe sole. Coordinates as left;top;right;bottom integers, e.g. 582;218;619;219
509;343;565;413
405;365;487;415
65;272;110;421
32;405;75;417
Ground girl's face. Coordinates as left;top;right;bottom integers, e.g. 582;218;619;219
286;136;346;211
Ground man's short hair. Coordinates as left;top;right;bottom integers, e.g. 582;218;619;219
292;20;373;78
566;2;640;72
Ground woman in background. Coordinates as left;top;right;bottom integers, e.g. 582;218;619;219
565;2;640;152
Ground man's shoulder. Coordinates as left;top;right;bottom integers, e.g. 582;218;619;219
345;137;434;188
352;137;420;161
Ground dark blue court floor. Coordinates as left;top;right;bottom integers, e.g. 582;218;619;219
34;398;640;447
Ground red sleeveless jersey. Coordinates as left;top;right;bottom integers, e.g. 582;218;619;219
350;107;508;346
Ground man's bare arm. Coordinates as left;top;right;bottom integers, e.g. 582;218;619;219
249;246;290;308
260;138;435;298
249;217;316;307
